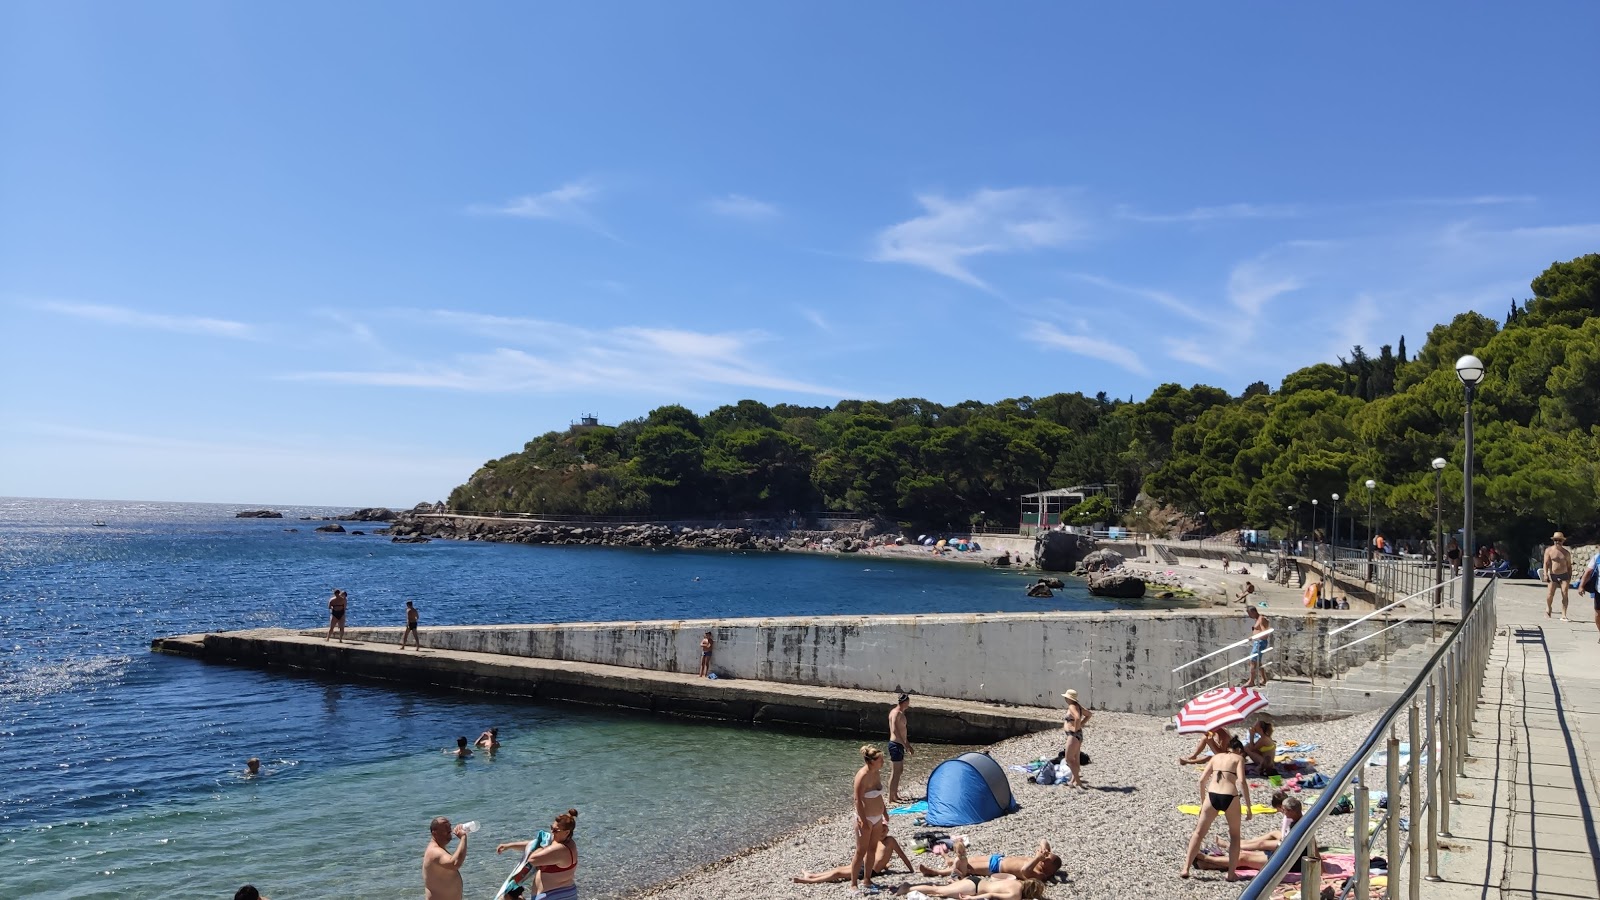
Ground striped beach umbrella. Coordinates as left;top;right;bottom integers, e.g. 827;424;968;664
1174;686;1269;734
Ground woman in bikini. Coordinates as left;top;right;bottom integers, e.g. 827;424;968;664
1180;737;1252;880
325;589;347;642
1061;689;1092;788
851;745;890;893
496;807;579;900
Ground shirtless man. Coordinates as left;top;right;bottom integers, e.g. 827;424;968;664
793;834;915;883
1245;606;1271;687
1178;725;1233;765
888;693;916;802
422;816;469;900
245;757;261;777
892;872;1047;899
326;589;347;642
698;631;714;678
400;600;420;650
917;838;1062;882
1544;532;1573;621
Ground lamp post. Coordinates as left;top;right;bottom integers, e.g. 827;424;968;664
1287;504;1296;554
1456;354;1485;612
1364;479;1377;584
1312;498;1319;562
1432;457;1447;605
1331;493;1340;551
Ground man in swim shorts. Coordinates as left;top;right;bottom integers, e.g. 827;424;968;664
917;838;1062;881
401;600;420;650
698;631;713;678
1245;606;1270;687
1544;532;1573;621
888;693;916;802
423;816;469;900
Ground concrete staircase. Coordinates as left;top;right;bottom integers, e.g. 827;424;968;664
1262;630;1448;717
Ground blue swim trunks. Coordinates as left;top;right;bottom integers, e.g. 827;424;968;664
888;741;905;762
1251;638;1268;661
989;853;1004;874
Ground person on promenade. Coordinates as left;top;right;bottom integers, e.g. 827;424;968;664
475;728;500;751
1244;607;1270;687
423;815;470;900
916;838;1063;881
891;873;1047;899
1582;551;1600;643
698;631;714;678
496;808;579;900
1543;532;1574;621
1060;689;1092;788
1243;721;1276;775
793;834;914;883
1446;538;1463;577
1233;581;1256;604
326;588;347;642
245;757;261;777
235;886;270;900
1179;737;1252;880
400;600;421;650
1178;725;1233;765
451;736;472;760
851;745;890;893
888;693;916;802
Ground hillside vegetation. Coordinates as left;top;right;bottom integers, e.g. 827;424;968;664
450;254;1600;556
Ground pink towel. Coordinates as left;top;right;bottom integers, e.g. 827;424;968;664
1235;852;1353;882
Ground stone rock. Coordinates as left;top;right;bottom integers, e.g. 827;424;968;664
314;523;346;533
1036;531;1095;571
1088;572;1146;598
236;510;282;518
392;534;431;543
350;530;365;536
1079;549;1126;572
345;507;399;522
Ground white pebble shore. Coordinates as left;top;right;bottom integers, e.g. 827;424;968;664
627;707;1385;900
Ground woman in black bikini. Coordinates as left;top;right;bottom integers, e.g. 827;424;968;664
1061;689;1092;788
325;588;347;642
1180;737;1252;880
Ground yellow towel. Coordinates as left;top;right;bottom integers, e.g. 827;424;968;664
1179;803;1277;815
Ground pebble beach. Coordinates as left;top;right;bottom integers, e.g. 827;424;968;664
630;706;1384;900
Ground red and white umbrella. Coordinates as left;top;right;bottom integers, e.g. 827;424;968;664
1174;686;1269;734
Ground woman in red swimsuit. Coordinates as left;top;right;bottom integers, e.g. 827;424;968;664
496;808;579;900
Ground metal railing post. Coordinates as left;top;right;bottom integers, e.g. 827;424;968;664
1387;732;1402;896
1408;701;1422;899
1353;779;1371;899
1438;668;1454;837
1426;678;1442;881
1299;856;1322;900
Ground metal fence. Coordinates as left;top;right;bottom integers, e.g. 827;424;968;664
1236;577;1499;900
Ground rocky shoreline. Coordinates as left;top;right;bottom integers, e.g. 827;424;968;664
387;514;903;555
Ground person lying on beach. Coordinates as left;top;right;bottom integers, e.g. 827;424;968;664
917;838;1062;881
892;873;1047;899
792;835;915;883
1178;726;1233;765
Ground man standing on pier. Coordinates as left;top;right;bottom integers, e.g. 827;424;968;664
1543;532;1573;621
888;693;915;802
1245;607;1271;687
423;816;469;900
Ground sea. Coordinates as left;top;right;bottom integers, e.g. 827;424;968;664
0;497;1115;899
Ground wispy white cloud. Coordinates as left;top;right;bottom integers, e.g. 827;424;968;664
706;194;780;221
1022;322;1149;375
469;180;616;239
30;300;255;339
799;308;832;332
1162;337;1226;372
1116;202;1301;224
280;313;847;398
1066;273;1211;324
1227;261;1303;315
873;188;1089;290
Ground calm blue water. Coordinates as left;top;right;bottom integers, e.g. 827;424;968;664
0;498;1107;899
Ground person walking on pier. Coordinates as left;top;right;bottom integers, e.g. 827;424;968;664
1245;607;1270;687
888;693;916;802
1543;532;1574;621
401;600;420;650
325;588;348;642
1581;550;1600;642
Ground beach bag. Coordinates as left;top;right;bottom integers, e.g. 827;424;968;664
1033;762;1057;784
1079;751;1091;766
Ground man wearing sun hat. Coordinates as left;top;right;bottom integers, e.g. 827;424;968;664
1543;532;1574;621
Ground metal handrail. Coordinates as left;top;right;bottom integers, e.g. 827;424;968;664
1173;629;1276;673
1326;574;1462;638
1236;577;1499;900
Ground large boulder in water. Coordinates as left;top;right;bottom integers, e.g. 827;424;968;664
314;523;346;533
1036;531;1094;571
1088;572;1147;598
235;509;283;518
1079;549;1126;572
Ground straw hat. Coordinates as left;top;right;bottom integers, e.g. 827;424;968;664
1061;689;1079;702
1553;531;1567;542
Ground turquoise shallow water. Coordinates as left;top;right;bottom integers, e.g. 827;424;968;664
0;498;1114;899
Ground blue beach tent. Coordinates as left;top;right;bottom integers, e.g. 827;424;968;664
924;752;1019;826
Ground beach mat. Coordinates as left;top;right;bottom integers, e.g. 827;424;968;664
1237;852;1354;881
890;800;928;815
1179;803;1277;816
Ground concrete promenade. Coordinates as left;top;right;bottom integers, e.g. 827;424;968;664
1431;579;1600;899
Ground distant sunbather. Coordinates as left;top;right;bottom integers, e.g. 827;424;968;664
917;838;1062;881
1178;726;1233;765
792;835;914;883
892;872;1047;899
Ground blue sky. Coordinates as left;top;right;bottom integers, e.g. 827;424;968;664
3;2;1598;507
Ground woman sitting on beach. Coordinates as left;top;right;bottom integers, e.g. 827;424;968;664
916;838;1062;882
1177;725;1233;765
496;808;579;900
891;873;1047;899
851;745;890;893
1180;737;1252;880
792;835;914;884
1243;721;1276;775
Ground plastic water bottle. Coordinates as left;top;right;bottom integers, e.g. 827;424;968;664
459;821;480;834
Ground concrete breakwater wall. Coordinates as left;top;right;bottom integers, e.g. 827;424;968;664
338;609;1449;715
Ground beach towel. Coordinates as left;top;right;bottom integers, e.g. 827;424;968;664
1236;852;1353;883
1179;803;1278;816
890;800;929;816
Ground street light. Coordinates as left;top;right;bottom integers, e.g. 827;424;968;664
1312;498;1319;562
1457;354;1485;612
1331;493;1340;551
1364;479;1377;583
1432;457;1447;604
